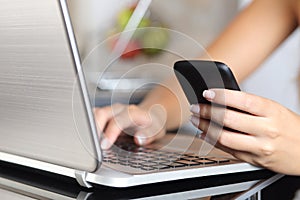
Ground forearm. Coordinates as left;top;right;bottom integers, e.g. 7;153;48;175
202;0;297;82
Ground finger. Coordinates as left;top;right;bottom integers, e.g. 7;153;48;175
230;151;259;166
94;104;125;134
134;104;167;145
192;116;261;154
134;129;165;146
212;142;259;165
190;117;222;147
197;104;268;135
202;136;235;156
218;131;260;154
203;89;273;117
102;105;151;149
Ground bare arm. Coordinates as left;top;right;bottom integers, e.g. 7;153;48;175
206;0;298;82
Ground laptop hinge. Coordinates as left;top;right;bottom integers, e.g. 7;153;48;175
75;171;92;188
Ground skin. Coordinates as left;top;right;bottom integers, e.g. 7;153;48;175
94;0;300;175
191;89;300;175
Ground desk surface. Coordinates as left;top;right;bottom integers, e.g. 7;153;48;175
0;160;279;200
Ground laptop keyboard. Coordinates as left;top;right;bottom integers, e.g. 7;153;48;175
103;142;230;171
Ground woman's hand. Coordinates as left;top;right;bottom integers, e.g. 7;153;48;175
190;89;300;175
94;103;167;150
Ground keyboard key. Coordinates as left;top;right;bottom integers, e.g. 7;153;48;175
119;161;130;166
141;162;158;167
181;156;201;161
183;153;198;157
141;166;155;171
108;160;119;164
194;159;216;165
207;157;230;163
175;160;200;166
129;160;145;165
167;162;186;168
130;164;142;168
155;164;170;169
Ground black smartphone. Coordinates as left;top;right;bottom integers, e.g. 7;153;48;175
174;60;240;105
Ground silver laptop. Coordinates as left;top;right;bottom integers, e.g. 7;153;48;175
0;0;262;188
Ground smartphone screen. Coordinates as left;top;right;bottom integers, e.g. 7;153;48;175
174;60;240;105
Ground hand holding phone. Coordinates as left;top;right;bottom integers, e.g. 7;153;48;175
174;60;243;133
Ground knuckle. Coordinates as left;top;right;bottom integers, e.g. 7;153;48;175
128;105;149;124
223;110;235;127
94;108;105;118
128;104;138;111
243;94;254;111
218;131;230;146
127;105;140;118
259;142;275;157
264;126;280;139
254;157;273;169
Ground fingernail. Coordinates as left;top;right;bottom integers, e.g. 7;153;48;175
189;115;199;127
203;90;215;100
190;104;200;114
136;136;147;145
101;138;111;150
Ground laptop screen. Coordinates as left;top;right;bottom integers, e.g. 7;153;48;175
0;0;100;172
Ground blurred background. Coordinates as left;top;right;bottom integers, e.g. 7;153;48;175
67;0;239;106
67;0;300;115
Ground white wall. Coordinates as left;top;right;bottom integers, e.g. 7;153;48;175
238;0;300;113
241;29;300;113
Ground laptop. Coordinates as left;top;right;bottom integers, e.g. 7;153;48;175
0;161;280;200
0;0;263;188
